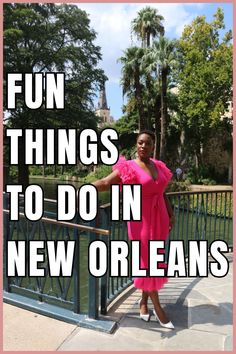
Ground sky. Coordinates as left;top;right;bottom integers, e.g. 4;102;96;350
76;2;233;120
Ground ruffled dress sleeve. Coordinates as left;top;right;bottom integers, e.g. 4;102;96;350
156;160;173;188
112;156;138;184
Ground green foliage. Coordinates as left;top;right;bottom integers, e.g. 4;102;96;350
143;36;178;159
115;112;138;135
169;191;232;219
120;6;178;158
114;113;137;158
201;178;217;186
119;6;167;133
175;8;232;144
118;6;232;182
80;165;112;183
29;166;43;176
131;6;164;47
119;46;150;130
4;3;106;129
190;193;232;218
166;180;191;192
4;3;106;186
185;166;217;185
9;166;18;180
29;165;92;178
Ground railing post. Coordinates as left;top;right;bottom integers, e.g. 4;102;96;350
3;193;10;292
73;215;80;314
100;206;109;315
88;219;99;319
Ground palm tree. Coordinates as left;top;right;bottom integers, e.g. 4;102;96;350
132;6;165;130
119;47;148;131
143;37;177;159
131;6;164;48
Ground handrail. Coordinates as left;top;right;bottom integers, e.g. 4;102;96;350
166;189;233;196
3;209;109;236
99;189;233;209
3;189;233;331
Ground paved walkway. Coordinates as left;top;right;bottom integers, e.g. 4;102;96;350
3;255;233;351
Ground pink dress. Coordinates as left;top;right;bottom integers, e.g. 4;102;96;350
112;156;173;292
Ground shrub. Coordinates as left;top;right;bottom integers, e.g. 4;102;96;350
166;180;191;192
29;166;43;176
9;166;18;179
200;178;217;185
80;165;112;183
185;166;217;185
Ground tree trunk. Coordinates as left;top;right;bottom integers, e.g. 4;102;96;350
154;95;161;159
42;165;45;177
135;72;146;131
194;142;202;171
146;75;153;130
195;153;199;170
147;32;150;48
18;138;29;189
178;130;185;164
228;152;232;184
159;68;168;161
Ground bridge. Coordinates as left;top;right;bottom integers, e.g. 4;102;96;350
3;189;233;338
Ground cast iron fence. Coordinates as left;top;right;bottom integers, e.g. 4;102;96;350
3;189;233;332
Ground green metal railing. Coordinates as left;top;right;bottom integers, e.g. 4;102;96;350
168;190;233;248
3;189;233;331
98;189;233;314
99;204;132;314
3;193;116;333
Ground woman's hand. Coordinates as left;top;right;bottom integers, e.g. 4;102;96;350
169;214;175;231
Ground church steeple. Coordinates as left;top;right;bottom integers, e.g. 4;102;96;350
95;80;114;126
97;82;109;110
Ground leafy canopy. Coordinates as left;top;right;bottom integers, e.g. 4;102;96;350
4;3;106;129
175;7;232;136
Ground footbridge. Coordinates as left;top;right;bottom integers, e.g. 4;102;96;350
3;190;233;333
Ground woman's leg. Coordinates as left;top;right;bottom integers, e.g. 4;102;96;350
149;291;169;324
139;291;149;315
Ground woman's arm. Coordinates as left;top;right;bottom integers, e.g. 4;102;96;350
92;170;121;192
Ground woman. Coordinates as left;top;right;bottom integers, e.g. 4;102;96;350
93;130;175;329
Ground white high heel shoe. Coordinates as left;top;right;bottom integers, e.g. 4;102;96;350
153;309;175;329
139;299;150;322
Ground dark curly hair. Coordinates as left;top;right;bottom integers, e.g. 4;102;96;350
137;130;155;143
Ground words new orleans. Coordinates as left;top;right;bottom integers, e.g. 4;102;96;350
7;240;229;278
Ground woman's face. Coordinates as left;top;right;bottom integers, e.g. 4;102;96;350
136;133;154;159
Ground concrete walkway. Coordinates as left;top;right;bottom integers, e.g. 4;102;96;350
3;254;233;351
